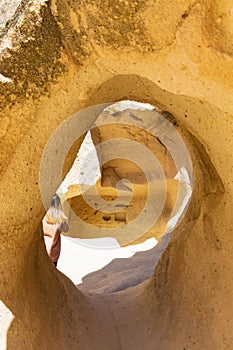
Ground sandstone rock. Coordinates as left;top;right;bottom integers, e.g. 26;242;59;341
0;0;231;349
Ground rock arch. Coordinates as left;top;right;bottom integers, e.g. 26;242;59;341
0;1;233;349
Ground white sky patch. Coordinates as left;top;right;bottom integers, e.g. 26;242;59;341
0;73;11;84
104;100;155;114
0;300;14;350
167;167;193;232
57;131;101;195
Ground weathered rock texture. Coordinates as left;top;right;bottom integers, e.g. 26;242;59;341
67;178;179;245
0;0;232;349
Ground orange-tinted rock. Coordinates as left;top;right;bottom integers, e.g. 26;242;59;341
0;0;232;349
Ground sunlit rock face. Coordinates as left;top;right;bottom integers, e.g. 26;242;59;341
91;109;177;184
204;0;233;55
0;0;21;32
67;178;179;245
0;0;232;349
65;106;181;244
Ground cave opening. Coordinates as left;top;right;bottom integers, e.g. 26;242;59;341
41;100;193;293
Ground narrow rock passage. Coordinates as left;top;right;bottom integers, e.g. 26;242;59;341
87;278;158;350
56;233;173;350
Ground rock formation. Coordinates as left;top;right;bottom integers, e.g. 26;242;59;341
0;0;232;349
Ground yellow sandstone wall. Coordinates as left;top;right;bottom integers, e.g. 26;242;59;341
0;0;232;349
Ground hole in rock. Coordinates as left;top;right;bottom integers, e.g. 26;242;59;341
102;215;111;221
42;100;193;294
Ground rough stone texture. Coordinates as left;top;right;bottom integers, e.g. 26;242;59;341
67;178;179;245
0;0;21;32
91;109;177;183
0;0;232;349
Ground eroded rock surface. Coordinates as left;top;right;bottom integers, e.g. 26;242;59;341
0;0;232;349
